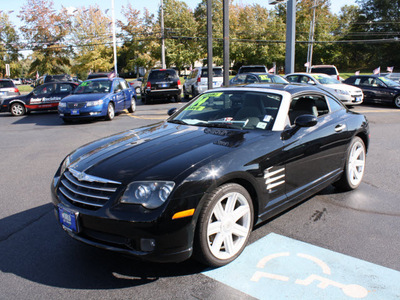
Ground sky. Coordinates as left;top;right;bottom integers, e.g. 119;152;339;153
3;0;357;29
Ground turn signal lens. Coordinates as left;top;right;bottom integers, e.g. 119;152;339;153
172;209;195;220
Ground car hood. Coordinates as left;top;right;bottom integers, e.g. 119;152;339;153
323;83;362;92
67;122;261;185
61;93;108;102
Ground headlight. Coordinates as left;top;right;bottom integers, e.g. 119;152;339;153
58;102;66;108
334;89;350;95
86;100;104;107
60;155;71;175
121;181;175;209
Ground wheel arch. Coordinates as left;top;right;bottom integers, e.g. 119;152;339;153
9;100;26;111
356;131;369;153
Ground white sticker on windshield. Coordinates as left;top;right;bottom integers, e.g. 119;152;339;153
256;122;267;129
263;115;272;122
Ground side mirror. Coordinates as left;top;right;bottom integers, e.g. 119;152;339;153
294;114;318;127
281;114;317;140
307;81;316;85
168;108;177;116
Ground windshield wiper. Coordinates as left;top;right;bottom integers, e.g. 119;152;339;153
168;119;187;125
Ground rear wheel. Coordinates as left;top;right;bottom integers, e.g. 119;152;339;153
394;95;400;108
334;136;366;191
135;87;140;95
128;98;136;113
194;183;254;267
10;102;26;116
105;102;115;120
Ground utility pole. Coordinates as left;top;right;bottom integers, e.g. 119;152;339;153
306;0;317;73
161;0;166;69
111;0;118;76
207;0;213;90
285;0;296;74
223;0;229;86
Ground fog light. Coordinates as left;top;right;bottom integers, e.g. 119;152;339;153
140;238;155;252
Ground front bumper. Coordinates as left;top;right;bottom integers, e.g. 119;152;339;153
59;105;107;119
51;177;197;263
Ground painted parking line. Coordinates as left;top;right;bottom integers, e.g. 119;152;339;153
202;233;400;299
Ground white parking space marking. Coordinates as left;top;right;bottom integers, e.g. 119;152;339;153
202;233;400;299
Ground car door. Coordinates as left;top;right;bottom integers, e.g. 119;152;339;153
283;94;351;202
119;79;132;109
375;78;393;104
29;83;56;107
112;80;126;112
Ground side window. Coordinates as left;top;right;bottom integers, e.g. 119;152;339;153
245;75;258;83
327;96;345;112
289;95;329;125
34;84;54;95
113;80;123;92
120;80;129;90
58;83;73;93
286;75;299;83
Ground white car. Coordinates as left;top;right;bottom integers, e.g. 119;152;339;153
183;67;224;98
285;73;364;106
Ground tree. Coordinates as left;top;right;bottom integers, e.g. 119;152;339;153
18;0;71;76
0;13;20;78
162;0;200;72
68;5;114;78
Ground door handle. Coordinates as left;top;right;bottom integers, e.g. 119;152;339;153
335;124;346;132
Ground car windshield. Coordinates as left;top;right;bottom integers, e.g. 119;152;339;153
257;75;288;84
379;77;400;87
201;68;223;77
311;74;340;85
73;80;111;94
169;90;282;130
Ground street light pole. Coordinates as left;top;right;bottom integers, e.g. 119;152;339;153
306;0;317;73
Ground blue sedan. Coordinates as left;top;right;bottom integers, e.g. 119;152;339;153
58;77;136;123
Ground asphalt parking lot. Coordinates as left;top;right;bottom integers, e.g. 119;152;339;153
1;101;400;299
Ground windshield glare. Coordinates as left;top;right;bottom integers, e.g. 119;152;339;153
379;77;400;87
169;91;282;130
74;80;112;94
312;74;340;84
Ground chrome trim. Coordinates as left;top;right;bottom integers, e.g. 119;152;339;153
61;179;110;201
59;187;103;207
69;168;121;185
64;172;117;192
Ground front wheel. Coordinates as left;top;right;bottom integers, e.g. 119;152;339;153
194;183;254;267
334;136;366;191
105;102;115;120
394;95;400;108
10;102;26;116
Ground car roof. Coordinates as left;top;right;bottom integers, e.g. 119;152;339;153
237;72;276;76
213;83;327;96
311;65;337;68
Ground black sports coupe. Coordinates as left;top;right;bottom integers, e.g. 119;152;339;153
51;84;369;267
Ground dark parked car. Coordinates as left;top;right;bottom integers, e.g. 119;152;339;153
0;79;20;103
141;69;182;104
51;84;369;267
1;82;78;116
229;72;288;85
58;77;136;122
343;75;400;108
33;74;73;87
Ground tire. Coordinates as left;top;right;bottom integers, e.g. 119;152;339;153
174;93;182;102
135;87;140;95
128;97;136;113
194;183;254;267
334;136;366;191
105;102;115;120
10;102;26;116
394;95;400;109
183;87;189;99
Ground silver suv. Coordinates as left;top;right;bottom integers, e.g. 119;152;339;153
183;67;223;98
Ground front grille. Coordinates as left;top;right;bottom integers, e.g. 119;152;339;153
58;170;121;210
67;102;86;109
